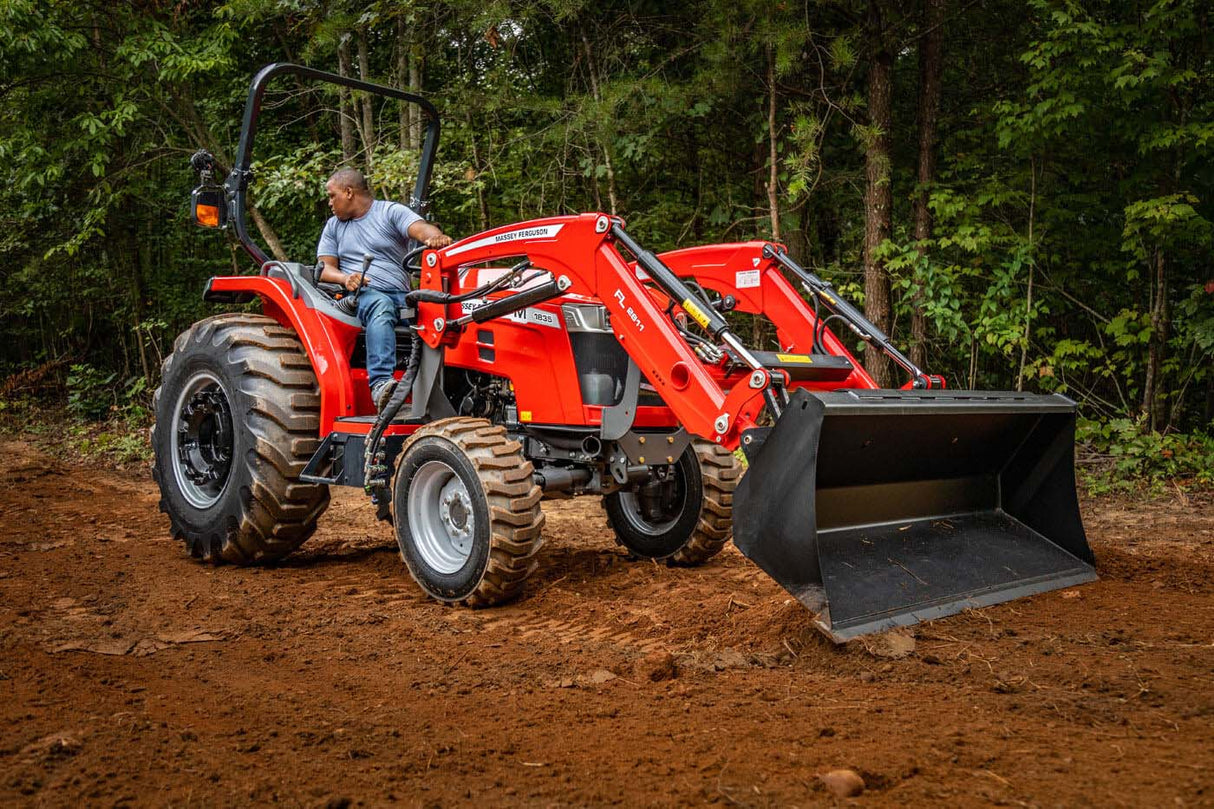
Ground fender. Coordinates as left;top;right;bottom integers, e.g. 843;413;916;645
206;275;360;432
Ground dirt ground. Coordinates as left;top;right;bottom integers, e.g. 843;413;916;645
0;438;1211;808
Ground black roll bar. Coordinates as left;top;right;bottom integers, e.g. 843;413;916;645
225;62;441;267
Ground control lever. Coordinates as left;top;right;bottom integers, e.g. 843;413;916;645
334;254;373;316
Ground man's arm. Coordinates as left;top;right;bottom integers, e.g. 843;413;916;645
316;218;363;292
318;256;364;292
408;220;453;249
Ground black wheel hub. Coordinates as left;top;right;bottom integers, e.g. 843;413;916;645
638;467;681;523
177;386;233;488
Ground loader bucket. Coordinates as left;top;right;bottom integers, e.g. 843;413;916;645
733;389;1096;642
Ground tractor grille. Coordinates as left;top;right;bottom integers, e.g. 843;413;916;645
569;332;630;406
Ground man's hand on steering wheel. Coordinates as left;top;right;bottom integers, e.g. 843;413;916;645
403;233;453;272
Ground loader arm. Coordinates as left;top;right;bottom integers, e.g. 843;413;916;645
413;213;772;446
655;242;945;390
654;242;877;390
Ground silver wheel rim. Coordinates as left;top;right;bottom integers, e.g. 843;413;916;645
408;460;476;574
170;371;233;509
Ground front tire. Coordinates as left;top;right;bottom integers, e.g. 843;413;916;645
151;314;329;564
394;418;545;606
604;439;740;565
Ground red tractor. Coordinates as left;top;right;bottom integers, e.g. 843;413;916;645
155;64;1095;640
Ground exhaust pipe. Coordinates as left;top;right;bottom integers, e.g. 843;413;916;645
733;388;1097;641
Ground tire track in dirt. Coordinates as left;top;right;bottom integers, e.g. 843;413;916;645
1;440;1212;807
479;614;667;655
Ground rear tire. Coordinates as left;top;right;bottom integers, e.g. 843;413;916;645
394;418;545;606
151;313;329;564
604;439;740;565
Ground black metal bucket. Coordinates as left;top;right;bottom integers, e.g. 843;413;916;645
733;388;1097;641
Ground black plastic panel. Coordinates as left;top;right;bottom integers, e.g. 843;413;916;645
570;332;630;407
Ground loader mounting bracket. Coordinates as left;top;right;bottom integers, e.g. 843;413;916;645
614;428;690;466
738;427;772;462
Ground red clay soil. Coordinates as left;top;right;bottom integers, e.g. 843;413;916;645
1;437;1211;807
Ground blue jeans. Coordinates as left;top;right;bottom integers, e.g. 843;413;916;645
356;288;409;389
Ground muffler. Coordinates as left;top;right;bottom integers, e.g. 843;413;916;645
733;388;1097;641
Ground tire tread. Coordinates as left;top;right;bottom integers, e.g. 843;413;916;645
151;313;329;564
398;417;545;606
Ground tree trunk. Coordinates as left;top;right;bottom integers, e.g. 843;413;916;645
356;31;376;168
409;46;423;150
249;205;289;263
581;29;618;215
750;134;768;348
131;222;151;385
766;43;781;242
1142;247;1170;431
753;138;767;227
337;35;355;162
910;0;945;372
1016;156;1038;392
863;0;895;387
785;202;810;266
397;17;410;150
466;109;490;230
274;20;321;144
1204;374;1213;427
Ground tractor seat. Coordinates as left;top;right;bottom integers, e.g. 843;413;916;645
261;262;418;333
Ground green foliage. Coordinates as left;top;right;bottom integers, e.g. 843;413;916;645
71;423;153;466
1077;417;1214;494
66;364;119;420
0;0;1209;487
67;364;150;422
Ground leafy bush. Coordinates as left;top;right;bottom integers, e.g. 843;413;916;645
74;425;151;465
66;363;150;422
66;363;118;420
1076;416;1214;494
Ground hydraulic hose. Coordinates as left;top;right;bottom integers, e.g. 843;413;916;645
361;259;539;498
762;244;929;388
362;331;423;499
405;258;532;306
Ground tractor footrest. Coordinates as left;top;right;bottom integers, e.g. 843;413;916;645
750;351;854;383
302;431;408;489
334;415;426;425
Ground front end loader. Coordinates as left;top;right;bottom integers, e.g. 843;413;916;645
156;63;1095;642
643;241;1096;638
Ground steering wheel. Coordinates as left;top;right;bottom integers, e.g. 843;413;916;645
403;244;427;272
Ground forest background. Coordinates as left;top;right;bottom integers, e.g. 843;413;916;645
0;0;1211;488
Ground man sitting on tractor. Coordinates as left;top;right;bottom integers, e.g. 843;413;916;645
316;167;452;410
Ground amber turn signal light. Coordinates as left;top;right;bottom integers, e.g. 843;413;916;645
196;204;220;227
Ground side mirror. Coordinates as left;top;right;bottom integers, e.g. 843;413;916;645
191;185;228;229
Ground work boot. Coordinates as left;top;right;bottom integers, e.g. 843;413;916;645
371;378;398;412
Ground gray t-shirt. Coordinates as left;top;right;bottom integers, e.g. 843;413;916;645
317;199;423;292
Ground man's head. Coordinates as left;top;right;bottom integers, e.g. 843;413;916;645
325;168;372;220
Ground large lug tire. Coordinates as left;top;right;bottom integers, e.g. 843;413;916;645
393;418;545;606
151;313;330;564
604;438;740;565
